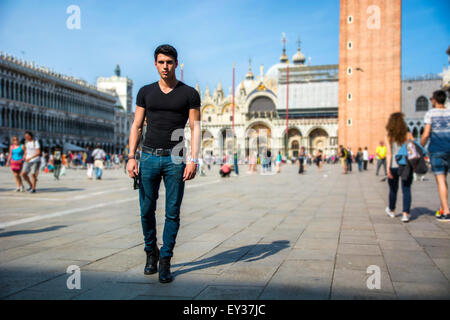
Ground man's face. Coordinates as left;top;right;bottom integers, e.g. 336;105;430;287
430;97;436;107
155;54;177;80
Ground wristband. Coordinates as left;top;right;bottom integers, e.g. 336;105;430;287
128;154;135;160
189;158;199;164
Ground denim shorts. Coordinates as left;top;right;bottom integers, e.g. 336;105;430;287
430;152;450;176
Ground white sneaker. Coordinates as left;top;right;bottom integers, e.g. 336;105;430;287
385;207;395;218
401;215;410;223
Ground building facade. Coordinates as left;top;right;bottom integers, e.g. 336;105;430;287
402;77;442;140
338;0;402;153
0;52;116;152
189;41;339;162
97;65;134;154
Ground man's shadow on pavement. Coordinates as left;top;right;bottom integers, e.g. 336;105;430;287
0;225;67;238
409;207;436;222
172;240;290;277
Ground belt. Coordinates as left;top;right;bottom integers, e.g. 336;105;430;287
142;146;173;156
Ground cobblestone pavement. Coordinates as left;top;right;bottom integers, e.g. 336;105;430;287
0;162;449;300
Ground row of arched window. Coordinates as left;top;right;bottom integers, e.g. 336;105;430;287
0;107;113;139
0;77;114;121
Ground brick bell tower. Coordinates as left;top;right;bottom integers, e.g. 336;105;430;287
338;0;402;154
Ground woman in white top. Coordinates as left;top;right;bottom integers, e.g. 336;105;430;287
385;112;414;222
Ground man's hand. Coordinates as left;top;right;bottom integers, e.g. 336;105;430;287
183;163;197;181
127;159;138;178
25;158;30;163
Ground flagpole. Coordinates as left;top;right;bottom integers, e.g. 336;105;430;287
232;62;235;134
286;60;289;159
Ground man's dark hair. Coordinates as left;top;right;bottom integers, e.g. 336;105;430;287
154;44;178;61
24;131;33;139
432;90;447;105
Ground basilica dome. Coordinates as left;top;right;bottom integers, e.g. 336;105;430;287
292;49;306;65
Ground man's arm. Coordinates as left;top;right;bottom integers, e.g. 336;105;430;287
189;108;201;161
420;124;431;147
183;108;201;181
127;106;146;178
27;147;41;162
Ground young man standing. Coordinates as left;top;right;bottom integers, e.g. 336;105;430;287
421;90;450;221
21;131;41;193
127;44;201;283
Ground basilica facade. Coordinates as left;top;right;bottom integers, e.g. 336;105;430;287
190;43;339;161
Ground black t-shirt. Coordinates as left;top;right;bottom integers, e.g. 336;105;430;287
136;81;200;149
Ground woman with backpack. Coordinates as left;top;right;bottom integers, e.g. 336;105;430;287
385;112;414;222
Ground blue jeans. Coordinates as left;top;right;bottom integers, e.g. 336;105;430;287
388;167;413;213
95;167;102;179
234;159;239;175
357;159;362;172
138;152;186;258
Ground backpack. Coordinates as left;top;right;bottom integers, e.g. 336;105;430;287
407;141;428;175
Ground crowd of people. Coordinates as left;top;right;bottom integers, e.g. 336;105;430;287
1;133;132;193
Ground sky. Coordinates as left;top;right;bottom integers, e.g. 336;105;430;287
0;0;449;110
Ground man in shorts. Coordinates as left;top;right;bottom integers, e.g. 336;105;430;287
22;131;41;193
421;90;450;221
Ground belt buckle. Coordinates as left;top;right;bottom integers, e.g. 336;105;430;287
155;148;163;156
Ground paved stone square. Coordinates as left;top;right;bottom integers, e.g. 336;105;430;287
0;162;449;300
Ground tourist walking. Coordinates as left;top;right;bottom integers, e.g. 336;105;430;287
363;147;369;170
6;136;25;191
420;90;450;221
356;147;363;172
53;146;62;180
127;44;201;283
21;131;41;193
339;145;348;174
0;151;5;166
276;151;282;173
86;146;94;180
314;149;323;171
298;146;305;174
385;112;414;223
233;151;239;175
346;147;353;172
376;140;388;176
92;144;106;180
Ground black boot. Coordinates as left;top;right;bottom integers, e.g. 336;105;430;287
159;257;173;283
144;246;159;275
